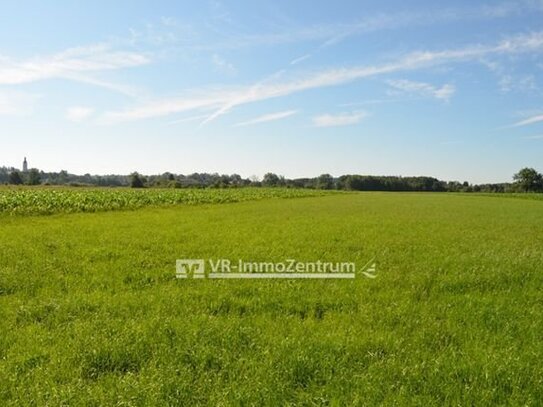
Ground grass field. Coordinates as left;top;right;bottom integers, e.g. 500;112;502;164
1;191;542;405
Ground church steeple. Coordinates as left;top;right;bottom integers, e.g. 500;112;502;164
23;157;28;172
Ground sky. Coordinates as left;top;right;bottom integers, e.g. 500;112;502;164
1;0;543;183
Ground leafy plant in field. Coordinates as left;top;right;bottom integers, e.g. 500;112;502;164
0;188;336;216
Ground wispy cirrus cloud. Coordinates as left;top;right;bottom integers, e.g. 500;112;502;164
481;59;538;93
387;79;456;101
63;74;144;98
0;91;41;116
66;106;95;122
102;31;543;124
317;2;543;47
312;111;368;127
512;113;543;127
166;114;211;126
195;2;543;50
0;44;149;90
235;110;298;127
197;31;543;124
212;53;236;74
101;91;228;123
290;54;311;65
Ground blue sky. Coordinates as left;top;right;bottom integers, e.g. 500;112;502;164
1;0;543;183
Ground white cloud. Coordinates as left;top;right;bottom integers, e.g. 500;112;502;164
481;59;538;93
197;32;543;124
160;16;177;27
433;84;456;100
166;114;211;126
0;44;149;86
102;31;543;124
212;54;236;74
101;91;228;123
202;2;543;50
318;2;543;48
387;79;456;101
235;110;298;127
66;106;95;122
64;74;143;98
312;111;368;127
0;91;41;116
500;74;537;92
126;21;185;47
290;54;311;65
513;113;543;127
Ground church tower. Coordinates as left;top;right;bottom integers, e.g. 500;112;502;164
23;157;28;172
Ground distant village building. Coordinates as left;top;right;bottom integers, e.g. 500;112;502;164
23;157;28;172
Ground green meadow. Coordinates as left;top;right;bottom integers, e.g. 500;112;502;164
1;190;542;405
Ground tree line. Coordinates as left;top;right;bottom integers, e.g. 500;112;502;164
1;166;541;193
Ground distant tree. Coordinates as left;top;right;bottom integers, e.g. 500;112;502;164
27;168;41;185
513;168;543;192
8;171;23;185
219;174;231;187
168;180;183;189
316;174;334;189
230;174;243;187
130;172;145;188
262;172;280;187
58;170;69;184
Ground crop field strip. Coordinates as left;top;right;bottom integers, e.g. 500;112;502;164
1;187;542;216
0;187;336;215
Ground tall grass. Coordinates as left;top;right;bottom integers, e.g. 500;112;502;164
0;192;542;405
